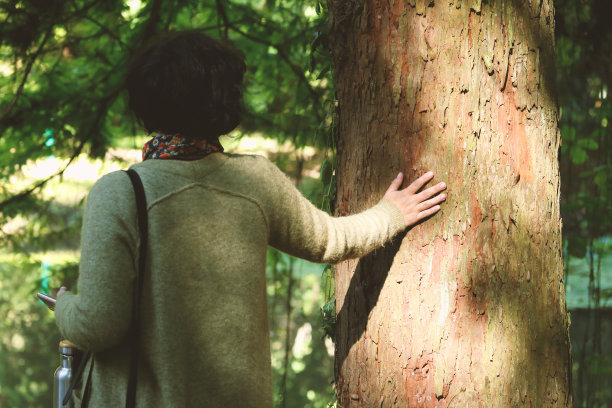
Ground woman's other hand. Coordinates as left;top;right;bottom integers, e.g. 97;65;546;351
383;172;447;228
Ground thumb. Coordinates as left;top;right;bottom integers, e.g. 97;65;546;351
386;172;403;194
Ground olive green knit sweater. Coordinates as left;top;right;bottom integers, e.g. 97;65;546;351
55;153;405;407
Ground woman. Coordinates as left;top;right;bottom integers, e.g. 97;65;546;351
55;31;446;407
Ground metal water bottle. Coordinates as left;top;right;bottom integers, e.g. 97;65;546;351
53;340;75;408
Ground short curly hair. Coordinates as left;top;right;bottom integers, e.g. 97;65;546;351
126;30;246;140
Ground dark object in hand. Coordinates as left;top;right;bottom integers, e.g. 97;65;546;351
37;292;56;311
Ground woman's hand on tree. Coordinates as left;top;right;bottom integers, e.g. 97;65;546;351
383;172;446;227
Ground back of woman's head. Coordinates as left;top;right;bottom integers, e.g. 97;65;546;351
126;30;246;140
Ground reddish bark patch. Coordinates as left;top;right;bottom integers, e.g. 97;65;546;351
403;357;435;406
498;92;534;184
430;236;446;282
449;235;461;273
470;185;482;230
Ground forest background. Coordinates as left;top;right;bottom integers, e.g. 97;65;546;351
0;0;609;407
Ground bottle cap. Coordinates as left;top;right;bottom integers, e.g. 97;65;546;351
59;340;76;355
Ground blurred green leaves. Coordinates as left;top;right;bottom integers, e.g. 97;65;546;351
319;264;335;341
0;0;335;248
557;1;612;404
1;0;608;406
0;254;74;407
1;1;337;406
557;0;612;260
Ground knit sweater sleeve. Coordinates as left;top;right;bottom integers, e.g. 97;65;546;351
55;171;138;352
259;157;405;263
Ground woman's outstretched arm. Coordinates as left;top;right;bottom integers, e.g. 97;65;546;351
260;157;446;263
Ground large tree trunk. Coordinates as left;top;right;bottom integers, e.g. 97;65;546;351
328;0;572;406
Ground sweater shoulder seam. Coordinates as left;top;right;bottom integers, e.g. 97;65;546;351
148;183;271;237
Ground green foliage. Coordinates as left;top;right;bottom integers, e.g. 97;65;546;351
556;0;612;257
319;155;337;214
557;0;611;270
319;296;336;342
556;1;612;405
0;255;67;407
266;248;337;407
319;264;336;341
1;1;338;406
1;0;608;406
0;0;335;250
325;399;339;408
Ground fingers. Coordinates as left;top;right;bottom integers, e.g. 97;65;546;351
417;205;441;220
417;192;447;211
406;171;434;194
385;172;404;194
386;170;447;228
416;181;446;201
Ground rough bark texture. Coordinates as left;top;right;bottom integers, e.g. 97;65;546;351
328;0;572;406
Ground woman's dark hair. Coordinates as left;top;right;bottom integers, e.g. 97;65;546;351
126;30;246;140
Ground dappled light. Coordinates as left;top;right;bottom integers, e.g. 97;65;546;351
0;0;610;407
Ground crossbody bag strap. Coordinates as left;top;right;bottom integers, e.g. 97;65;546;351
125;168;148;408
62;350;92;406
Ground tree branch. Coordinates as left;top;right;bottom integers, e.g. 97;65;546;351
215;1;324;121
0;140;86;211
64;0;108;23
0;0;102;127
1;27;53;121
238;26;322;100
0;88;120;211
216;0;230;40
83;15;132;51
140;0;164;42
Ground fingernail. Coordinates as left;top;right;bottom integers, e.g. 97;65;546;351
428;171;434;177
396;172;402;179
441;194;447;199
439;182;446;188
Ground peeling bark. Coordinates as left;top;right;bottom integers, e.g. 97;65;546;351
329;0;572;406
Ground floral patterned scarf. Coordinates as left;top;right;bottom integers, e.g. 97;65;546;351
142;133;223;161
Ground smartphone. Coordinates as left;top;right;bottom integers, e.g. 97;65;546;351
37;292;56;311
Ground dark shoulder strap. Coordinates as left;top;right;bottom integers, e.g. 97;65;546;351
125;168;148;408
62;350;91;406
126;168;148;292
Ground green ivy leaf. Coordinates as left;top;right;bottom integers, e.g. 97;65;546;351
320;264;334;302
594;171;608;196
320;295;336;340
561;125;576;142
570;146;588;164
320;158;333;186
578;138;598;150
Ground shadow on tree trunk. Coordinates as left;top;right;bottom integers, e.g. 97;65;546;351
335;230;407;375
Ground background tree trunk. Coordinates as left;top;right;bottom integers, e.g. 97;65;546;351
328;0;572;406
